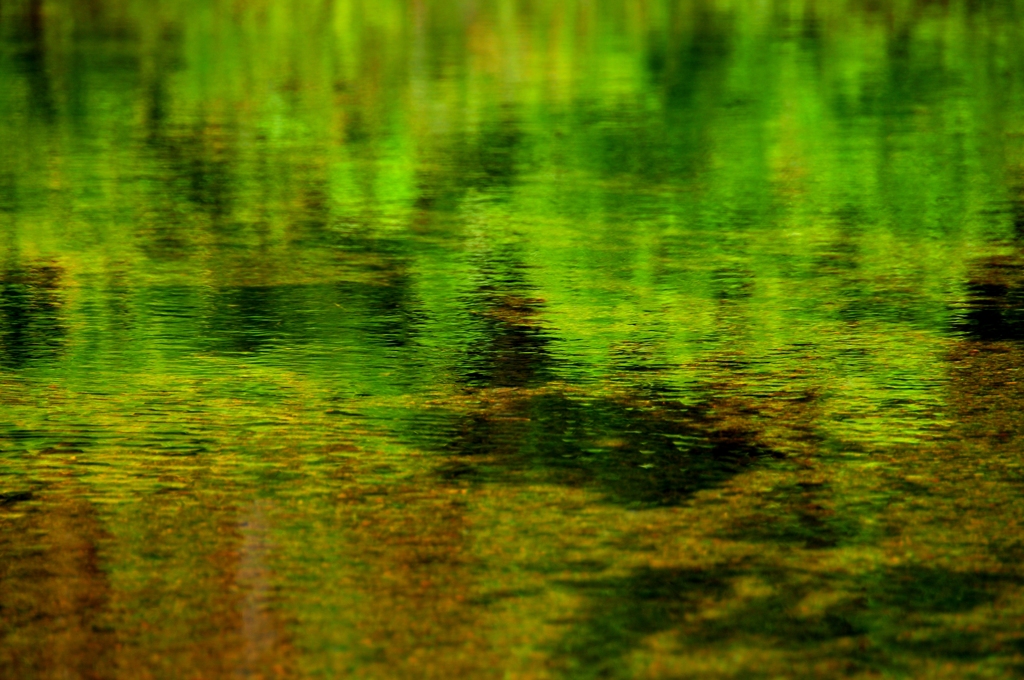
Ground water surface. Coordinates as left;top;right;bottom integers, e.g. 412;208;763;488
3;1;1024;677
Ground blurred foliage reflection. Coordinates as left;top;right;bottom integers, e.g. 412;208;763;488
3;0;1024;677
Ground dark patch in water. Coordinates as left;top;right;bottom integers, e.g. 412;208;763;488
552;563;1020;679
956;260;1024;342
720;482;863;549
0;264;66;369
439;391;778;507
0;491;33;506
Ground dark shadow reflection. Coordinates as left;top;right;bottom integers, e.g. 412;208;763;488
719;480;862;550
956;257;1024;342
199;275;422;358
203;285;295;356
432;246;778;507
553;562;1022;679
442;389;777;508
459;245;553;389
0;262;66;369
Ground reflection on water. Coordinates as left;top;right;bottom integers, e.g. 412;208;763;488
439;387;778;507
0;263;66;369
960;258;1024;342
3;0;1024;677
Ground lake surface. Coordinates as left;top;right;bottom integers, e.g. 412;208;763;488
3;0;1024;677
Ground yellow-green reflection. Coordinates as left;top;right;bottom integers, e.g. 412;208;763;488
3;0;1024;677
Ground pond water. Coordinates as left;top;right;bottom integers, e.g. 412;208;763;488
3;1;1024;677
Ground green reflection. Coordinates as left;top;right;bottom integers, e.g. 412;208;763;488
2;0;1024;677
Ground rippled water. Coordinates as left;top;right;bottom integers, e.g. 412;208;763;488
3;1;1024;677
